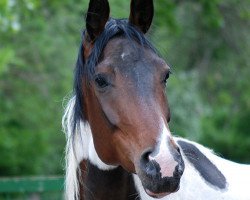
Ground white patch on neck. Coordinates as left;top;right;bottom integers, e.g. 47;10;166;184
63;96;116;200
88;129;117;170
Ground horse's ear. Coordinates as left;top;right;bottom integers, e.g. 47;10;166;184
129;0;154;34
86;0;110;42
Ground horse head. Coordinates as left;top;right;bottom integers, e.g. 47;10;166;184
72;0;185;198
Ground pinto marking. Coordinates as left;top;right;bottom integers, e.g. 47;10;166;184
177;140;227;189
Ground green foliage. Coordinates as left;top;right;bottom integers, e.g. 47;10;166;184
167;71;206;140
0;0;249;177
0;0;81;175
0;48;14;74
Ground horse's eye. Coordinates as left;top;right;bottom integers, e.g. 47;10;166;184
95;75;109;88
163;72;170;83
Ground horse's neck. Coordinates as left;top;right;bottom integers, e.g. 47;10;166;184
79;160;137;200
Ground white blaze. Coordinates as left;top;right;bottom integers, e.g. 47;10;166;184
149;121;178;177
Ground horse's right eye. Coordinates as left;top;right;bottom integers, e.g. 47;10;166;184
94;75;109;89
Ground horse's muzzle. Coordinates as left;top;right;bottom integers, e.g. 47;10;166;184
137;148;184;198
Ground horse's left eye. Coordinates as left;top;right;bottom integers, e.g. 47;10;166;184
95;75;109;89
163;72;170;83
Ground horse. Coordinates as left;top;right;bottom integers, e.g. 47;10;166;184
62;0;250;199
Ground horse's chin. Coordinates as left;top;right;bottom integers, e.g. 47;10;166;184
145;189;172;199
138;173;181;199
144;185;179;199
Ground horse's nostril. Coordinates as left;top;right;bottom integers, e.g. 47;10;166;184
140;149;160;177
173;162;185;178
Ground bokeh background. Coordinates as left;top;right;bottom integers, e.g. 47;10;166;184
0;0;249;198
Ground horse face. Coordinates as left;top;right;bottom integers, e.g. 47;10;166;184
88;36;184;197
82;0;184;198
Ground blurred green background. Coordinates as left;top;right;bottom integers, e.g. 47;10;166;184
0;0;249;181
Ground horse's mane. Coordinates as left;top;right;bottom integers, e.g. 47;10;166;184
63;18;157;200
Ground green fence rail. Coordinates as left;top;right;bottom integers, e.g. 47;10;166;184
0;176;64;200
